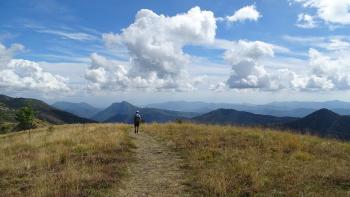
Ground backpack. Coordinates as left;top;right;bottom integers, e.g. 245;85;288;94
134;114;141;123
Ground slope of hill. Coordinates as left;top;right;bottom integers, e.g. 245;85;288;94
52;101;101;119
2;123;350;196
283;108;350;140
144;123;350;196
94;101;198;123
192;108;297;126
0;124;133;196
0;94;95;125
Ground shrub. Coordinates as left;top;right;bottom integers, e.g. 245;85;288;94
15;104;36;130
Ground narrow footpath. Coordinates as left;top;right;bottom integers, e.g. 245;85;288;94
118;131;186;197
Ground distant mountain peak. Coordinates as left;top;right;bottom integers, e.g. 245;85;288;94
307;108;339;118
193;108;296;126
112;101;134;106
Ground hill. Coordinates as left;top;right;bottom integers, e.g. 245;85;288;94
2;123;350;196
0;94;95;127
143;123;350;196
52;101;101;119
93;101;198;123
0;124;133;196
283;108;350;140
92;101;138;122
192;108;297;126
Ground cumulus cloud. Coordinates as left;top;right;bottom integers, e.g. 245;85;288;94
223;40;274;89
0;59;70;92
211;39;350;92
295;0;350;26
0;42;70;93
209;81;227;92
306;48;350;90
85;53;129;90
226;5;262;23
296;13;317;28
97;6;217;91
85;53;195;92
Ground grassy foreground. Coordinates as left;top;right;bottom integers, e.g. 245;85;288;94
143;123;350;196
0;124;133;196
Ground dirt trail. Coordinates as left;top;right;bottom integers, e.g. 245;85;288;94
118;131;186;197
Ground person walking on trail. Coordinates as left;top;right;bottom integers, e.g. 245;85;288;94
134;110;142;134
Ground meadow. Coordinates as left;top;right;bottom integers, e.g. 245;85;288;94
1;123;350;196
0;124;133;196
143;123;350;196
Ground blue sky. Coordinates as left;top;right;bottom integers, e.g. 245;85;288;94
1;0;350;107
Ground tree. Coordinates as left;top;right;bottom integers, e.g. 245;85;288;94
15;104;36;130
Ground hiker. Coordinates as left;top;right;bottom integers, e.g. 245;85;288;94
134;110;142;134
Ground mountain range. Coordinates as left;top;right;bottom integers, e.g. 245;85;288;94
52;101;102;119
92;101;198;123
2;94;350;140
192;108;297;126
193;108;350;140
0;94;95;125
146;101;350;117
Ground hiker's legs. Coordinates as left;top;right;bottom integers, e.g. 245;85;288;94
136;125;139;133
134;125;137;133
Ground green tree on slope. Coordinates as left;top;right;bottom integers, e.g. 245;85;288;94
15;103;36;130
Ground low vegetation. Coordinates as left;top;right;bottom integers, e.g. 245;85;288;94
2;122;350;196
15;104;36;130
0;124;134;196
143;123;350;196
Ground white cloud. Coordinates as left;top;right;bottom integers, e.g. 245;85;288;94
223;40;274;89
209;81;227;92
296;13;317;28
0;59;70;92
24;23;99;41
306;48;350;90
98;6;217;91
85;53;129;90
0;42;70;93
295;0;350;26
37;29;98;41
283;35;350;51
226;5;262;23
85;53;195;92
0;42;24;67
212;39;350;92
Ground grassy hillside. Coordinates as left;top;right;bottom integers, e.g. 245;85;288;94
1;123;350;196
0;94;95;128
143;123;350;196
0;124;133;196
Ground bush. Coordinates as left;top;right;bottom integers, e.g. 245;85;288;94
15;104;36;130
0;123;12;134
175;119;184;124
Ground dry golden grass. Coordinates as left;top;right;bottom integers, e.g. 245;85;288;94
143;123;350;196
0;124;134;197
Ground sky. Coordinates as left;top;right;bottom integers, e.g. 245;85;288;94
1;0;350;107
